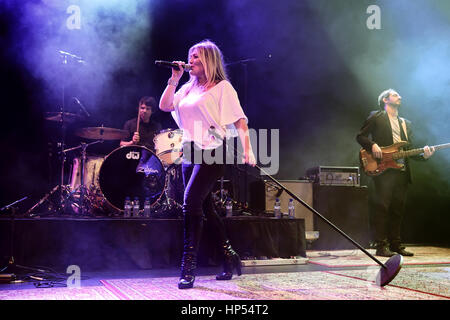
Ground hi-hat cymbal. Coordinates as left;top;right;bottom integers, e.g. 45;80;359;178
45;112;82;123
75;127;128;140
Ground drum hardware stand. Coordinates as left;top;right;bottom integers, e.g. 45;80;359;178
38;108;73;216
161;164;183;211
219;176;226;206
216;177;231;207
25;140;103;217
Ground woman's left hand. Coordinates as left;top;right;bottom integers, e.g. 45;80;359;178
244;149;256;167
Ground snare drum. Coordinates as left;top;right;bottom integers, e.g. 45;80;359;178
153;129;183;165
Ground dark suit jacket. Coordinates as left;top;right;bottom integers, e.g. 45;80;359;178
356;110;424;184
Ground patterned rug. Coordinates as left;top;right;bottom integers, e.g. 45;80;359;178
1;246;448;300
307;246;450;267
0;267;448;300
0;284;120;300
98;267;450;300
327;266;450;299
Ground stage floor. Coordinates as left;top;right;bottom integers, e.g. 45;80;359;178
0;246;449;301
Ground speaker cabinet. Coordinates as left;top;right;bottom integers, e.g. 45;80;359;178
311;185;370;250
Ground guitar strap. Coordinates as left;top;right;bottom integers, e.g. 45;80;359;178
399;117;408;141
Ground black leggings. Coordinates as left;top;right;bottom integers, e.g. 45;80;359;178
181;142;228;244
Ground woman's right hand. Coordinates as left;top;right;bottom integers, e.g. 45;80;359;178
160;62;184;112
171;61;185;81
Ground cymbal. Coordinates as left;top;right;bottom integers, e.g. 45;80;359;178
45;112;82;123
75;127;128;140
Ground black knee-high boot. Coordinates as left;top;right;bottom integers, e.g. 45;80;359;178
216;240;242;281
178;215;203;289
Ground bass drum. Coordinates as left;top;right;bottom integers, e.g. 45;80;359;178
98;145;166;212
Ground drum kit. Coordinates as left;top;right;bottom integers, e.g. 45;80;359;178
25;50;237;218
27;111;185;218
24;50;186;218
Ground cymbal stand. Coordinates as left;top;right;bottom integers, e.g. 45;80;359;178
26;93;71;216
26;51;83;217
57;52;69;214
56;50;87;214
55;111;71;214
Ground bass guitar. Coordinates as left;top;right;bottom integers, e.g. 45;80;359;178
360;141;450;176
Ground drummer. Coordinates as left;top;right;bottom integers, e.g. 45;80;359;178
120;96;162;151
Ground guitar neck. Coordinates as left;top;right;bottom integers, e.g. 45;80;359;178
393;143;450;160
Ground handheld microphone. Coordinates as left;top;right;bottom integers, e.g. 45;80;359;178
155;60;192;71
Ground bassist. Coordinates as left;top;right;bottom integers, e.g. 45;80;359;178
356;89;435;257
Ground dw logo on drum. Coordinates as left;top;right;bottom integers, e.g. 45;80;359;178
126;151;140;160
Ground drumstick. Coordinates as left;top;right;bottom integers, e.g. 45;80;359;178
136;107;141;134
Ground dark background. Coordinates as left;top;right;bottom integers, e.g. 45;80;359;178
0;0;449;245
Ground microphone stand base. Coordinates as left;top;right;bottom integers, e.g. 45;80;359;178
376;254;403;286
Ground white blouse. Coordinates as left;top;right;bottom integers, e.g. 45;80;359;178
171;80;248;150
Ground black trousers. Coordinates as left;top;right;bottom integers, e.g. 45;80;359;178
369;170;409;246
181;142;228;253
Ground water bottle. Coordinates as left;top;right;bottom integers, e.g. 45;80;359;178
288;198;295;219
124;197;132;217
144;197;151;217
274;198;281;218
133;197;140;217
225;198;233;217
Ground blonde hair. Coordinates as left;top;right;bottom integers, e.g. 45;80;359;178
180;40;228;96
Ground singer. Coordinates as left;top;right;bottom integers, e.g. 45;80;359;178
159;39;256;289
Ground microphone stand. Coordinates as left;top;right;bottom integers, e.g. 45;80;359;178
0;197;35;277
212;127;403;287
227;58;255;209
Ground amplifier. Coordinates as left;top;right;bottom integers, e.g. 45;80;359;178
306;166;360;187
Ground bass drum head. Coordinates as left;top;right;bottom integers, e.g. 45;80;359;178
99;145;166;212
